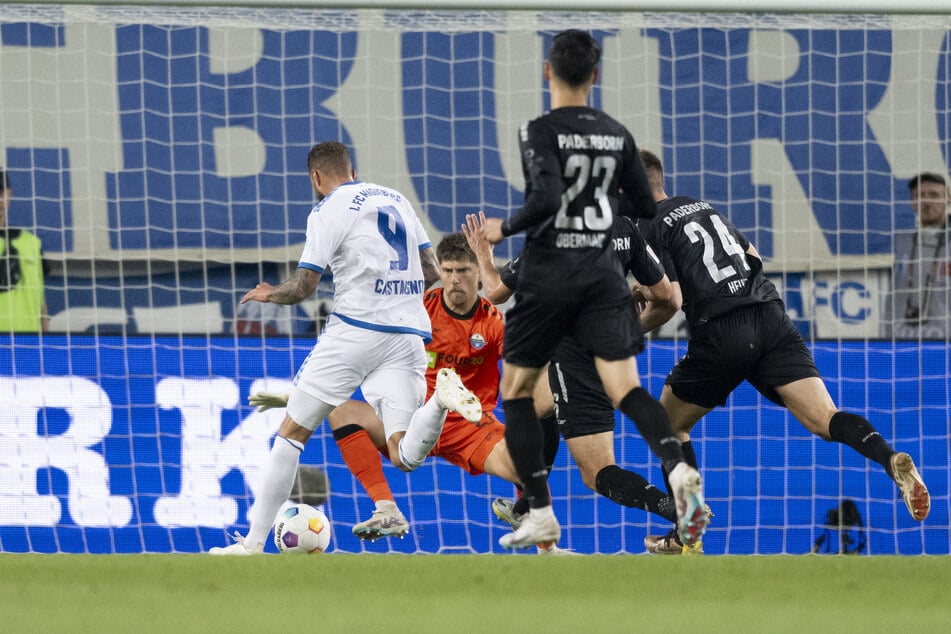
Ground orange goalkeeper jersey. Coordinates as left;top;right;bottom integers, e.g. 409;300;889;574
424;288;505;412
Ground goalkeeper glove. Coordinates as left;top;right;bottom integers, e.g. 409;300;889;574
248;391;289;413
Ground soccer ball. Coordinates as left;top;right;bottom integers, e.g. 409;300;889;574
273;504;332;553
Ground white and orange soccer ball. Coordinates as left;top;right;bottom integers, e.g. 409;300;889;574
273;504;332;553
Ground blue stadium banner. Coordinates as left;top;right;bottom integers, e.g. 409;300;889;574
2;15;945;265
0;335;946;555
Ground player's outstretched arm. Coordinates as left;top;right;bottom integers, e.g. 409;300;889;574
463;212;513;304
241;267;320;305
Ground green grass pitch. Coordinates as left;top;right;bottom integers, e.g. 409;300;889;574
2;554;948;632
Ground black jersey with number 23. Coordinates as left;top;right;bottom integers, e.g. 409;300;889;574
509;106;655;292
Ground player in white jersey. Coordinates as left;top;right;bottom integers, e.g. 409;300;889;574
211;141;481;555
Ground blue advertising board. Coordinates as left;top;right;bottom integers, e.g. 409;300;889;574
0;335;946;555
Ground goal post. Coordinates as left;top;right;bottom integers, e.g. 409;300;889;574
0;2;948;554
19;0;951;13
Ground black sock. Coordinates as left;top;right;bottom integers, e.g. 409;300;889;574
511;413;558;517
331;424;365;441
828;411;895;475
662;467;672;497
619;387;684;473
595;465;677;522
681;440;698;469
502;397;550;508
539;413;560;470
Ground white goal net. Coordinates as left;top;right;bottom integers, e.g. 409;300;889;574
0;3;948;554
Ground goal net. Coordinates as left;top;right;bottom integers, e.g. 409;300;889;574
0;3;948;555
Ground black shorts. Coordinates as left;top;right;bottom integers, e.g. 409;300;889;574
548;337;616;439
504;268;643;368
667;301;821;408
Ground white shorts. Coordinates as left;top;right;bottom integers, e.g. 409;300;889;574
287;315;427;436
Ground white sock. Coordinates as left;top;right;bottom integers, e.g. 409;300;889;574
398;395;447;470
376;499;401;514
246;436;304;546
529;505;555;522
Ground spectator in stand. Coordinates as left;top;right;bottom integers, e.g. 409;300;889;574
0;169;49;333
886;172;951;340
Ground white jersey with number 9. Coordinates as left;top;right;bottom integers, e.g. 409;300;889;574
298;181;432;340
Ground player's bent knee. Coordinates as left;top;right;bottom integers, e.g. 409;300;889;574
277;416;316;445
581;471;599;492
386;432;418;472
578;461;610;492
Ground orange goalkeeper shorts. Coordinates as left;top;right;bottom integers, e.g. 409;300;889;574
430;410;505;476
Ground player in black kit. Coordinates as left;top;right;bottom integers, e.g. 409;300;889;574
480;30;708;550
636;148;931;553
464;211;686;537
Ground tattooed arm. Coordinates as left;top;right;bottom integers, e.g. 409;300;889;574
240;267;320;305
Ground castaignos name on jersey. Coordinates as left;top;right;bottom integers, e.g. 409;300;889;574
374;279;426;295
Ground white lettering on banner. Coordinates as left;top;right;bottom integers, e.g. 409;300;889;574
153;377;290;528
0;23;122;260
0;377;132;527
810;273;885;339
750;139;835;270
866;29;949;182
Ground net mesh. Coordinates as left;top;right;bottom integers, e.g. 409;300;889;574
0;5;948;554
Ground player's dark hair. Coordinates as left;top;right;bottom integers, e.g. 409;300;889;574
639;148;663;175
548;29;601;87
436;231;476;264
308;141;353;178
908;172;946;192
639;148;665;191
0;169;9;192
